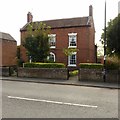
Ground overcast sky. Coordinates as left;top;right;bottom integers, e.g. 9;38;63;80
0;0;119;45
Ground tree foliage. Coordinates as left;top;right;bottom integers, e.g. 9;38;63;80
101;14;120;57
23;22;51;62
63;48;79;56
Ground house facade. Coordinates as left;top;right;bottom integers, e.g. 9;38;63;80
0;32;17;67
20;5;97;68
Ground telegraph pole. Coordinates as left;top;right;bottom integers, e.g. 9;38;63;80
103;0;107;82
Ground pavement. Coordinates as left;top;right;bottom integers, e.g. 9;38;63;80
0;76;119;89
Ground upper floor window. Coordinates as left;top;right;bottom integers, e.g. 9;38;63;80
68;33;77;48
48;34;56;48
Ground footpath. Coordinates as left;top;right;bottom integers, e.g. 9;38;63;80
1;76;119;89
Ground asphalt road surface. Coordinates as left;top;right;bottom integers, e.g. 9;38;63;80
2;80;119;118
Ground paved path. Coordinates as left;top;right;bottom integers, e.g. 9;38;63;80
1;76;119;89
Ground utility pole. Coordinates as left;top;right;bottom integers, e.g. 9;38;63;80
103;0;107;82
118;1;120;14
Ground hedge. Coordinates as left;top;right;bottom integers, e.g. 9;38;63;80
79;63;103;69
23;62;65;68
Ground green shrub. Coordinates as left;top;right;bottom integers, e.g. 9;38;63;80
69;70;78;77
24;62;65;68
106;56;120;70
79;63;103;69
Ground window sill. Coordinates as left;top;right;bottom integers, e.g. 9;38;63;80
68;46;77;48
68;64;77;67
50;46;56;49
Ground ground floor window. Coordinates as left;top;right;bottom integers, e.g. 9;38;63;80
47;52;55;62
68;53;76;66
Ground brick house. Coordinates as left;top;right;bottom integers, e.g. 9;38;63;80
20;5;97;68
0;32;17;67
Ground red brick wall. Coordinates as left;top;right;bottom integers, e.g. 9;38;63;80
89;19;96;63
0;39;17;66
20;25;96;67
20;45;28;62
49;26;96;67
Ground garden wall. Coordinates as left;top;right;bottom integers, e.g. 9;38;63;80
79;68;119;82
106;70;119;82
0;67;10;77
18;67;68;80
79;68;103;81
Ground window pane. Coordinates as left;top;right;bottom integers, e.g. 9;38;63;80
49;53;55;62
70;54;76;65
49;54;54;61
49;35;56;48
69;35;76;47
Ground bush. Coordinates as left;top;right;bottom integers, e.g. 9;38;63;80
23;62;65;68
106;56;120;70
79;63;103;69
69;70;78;77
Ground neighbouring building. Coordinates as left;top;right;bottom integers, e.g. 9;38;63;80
20;5;97;68
0;32;17;67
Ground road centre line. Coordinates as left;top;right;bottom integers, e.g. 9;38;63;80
8;95;98;108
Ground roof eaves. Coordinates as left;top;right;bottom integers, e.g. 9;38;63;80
50;25;91;29
87;16;91;25
20;22;31;31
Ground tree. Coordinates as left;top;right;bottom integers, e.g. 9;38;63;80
63;48;79;56
101;14;120;57
23;22;51;62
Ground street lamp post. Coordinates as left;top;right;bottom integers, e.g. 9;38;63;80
103;0;107;82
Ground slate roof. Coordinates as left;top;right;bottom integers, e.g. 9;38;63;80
20;16;92;31
0;32;16;41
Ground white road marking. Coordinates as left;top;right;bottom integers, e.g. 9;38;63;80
8;96;98;108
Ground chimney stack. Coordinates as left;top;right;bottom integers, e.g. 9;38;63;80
27;12;33;23
89;5;93;16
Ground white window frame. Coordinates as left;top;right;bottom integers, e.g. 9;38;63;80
48;34;56;48
68;52;77;67
68;33;77;48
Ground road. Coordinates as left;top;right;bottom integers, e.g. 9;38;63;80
2;80;119;118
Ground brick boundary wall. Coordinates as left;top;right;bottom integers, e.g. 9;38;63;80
0;67;10;77
78;68;103;82
79;68;120;83
18;68;69;80
105;70;120;83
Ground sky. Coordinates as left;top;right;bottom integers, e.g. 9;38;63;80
0;0;119;45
